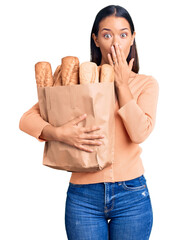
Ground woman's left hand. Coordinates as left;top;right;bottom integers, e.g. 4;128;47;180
107;43;134;87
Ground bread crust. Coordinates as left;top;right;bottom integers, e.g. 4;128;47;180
79;62;99;84
53;65;62;86
35;59;115;87
61;56;79;85
35;62;53;87
100;64;114;83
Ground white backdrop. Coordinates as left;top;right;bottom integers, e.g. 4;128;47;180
1;0;177;239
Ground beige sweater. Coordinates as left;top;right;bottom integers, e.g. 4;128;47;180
19;73;159;184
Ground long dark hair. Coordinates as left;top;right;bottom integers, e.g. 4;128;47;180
90;5;139;73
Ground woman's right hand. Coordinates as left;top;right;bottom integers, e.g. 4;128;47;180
55;113;104;153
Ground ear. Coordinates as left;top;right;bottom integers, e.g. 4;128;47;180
92;33;100;48
131;31;136;46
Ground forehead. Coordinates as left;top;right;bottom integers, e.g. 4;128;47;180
99;16;130;31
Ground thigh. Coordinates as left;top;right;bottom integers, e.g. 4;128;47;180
109;175;153;240
65;182;109;240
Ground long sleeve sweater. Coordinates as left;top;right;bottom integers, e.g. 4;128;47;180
19;73;159;184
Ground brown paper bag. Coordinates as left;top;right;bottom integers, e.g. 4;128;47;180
37;81;116;172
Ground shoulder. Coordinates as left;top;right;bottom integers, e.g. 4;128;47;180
134;73;159;89
135;72;158;82
129;72;159;97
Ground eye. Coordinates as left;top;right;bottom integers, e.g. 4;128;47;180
121;33;127;38
104;33;111;39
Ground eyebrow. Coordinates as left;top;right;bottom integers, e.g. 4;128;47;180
101;28;129;31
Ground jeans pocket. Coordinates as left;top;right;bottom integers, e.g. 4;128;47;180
121;175;147;191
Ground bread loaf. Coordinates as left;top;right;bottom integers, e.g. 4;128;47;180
61;56;79;85
53;65;62;86
35;62;53;87
79;62;99;84
35;57;115;88
100;64;114;83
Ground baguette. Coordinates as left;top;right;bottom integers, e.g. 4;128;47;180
53;65;62;86
61;56;79;85
35;62;53;87
99;64;114;82
35;58;114;88
79;62;99;84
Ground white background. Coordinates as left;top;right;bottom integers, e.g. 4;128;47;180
1;0;177;239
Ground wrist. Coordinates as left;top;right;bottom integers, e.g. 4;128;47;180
54;126;63;142
117;82;129;88
40;124;58;141
115;80;128;90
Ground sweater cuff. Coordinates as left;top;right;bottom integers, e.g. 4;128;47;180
36;122;51;142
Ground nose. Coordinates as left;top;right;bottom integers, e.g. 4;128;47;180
112;41;120;48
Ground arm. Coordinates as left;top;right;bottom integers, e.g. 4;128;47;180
19;102;53;142
19;102;104;152
116;76;159;144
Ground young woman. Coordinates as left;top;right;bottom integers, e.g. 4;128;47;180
19;5;159;240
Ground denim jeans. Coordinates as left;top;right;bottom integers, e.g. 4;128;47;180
65;174;153;240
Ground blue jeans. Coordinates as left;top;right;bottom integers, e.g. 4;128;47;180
65;174;153;240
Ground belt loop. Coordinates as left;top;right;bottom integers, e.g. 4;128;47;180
139;175;144;185
118;181;122;186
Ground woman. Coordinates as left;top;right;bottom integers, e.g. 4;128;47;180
19;4;159;240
